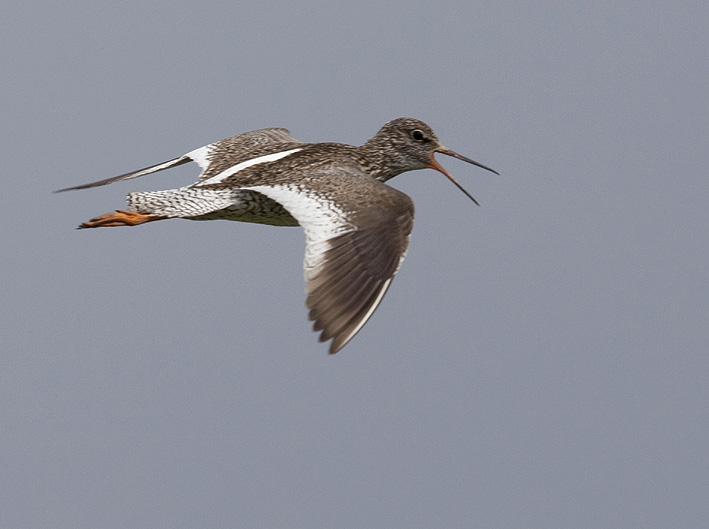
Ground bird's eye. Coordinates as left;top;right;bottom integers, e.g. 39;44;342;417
411;129;425;142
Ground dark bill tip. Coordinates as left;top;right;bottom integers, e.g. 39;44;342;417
437;148;499;176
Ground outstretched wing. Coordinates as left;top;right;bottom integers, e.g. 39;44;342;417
54;127;302;192
244;168;415;354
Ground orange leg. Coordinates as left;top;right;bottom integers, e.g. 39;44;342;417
77;210;167;229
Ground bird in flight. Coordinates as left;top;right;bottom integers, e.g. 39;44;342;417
57;118;498;353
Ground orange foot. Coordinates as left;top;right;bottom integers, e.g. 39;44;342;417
77;210;166;229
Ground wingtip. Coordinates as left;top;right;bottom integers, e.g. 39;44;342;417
53;182;100;193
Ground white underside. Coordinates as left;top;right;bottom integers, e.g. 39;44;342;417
242;183;352;274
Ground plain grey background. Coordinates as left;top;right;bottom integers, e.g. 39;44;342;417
2;2;707;527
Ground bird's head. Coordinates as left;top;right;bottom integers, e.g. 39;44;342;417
368;117;498;205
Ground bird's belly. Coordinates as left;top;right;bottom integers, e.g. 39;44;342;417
187;189;299;227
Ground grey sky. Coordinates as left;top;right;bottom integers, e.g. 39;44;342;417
2;2;707;527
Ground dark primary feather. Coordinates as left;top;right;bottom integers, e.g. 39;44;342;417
53;157;191;192
54;127;302;193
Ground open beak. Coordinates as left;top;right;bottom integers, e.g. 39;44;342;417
429;147;499;206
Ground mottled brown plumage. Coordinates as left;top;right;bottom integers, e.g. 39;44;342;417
56;118;497;353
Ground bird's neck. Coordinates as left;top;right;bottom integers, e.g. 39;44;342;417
357;140;406;182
